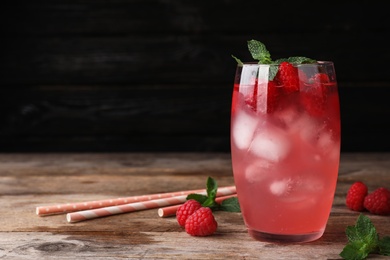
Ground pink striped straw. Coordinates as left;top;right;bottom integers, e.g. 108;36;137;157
66;186;237;223
36;185;235;216
157;194;237;218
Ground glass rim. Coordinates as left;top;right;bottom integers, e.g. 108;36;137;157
237;61;334;66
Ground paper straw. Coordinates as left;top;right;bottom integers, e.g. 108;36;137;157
66;186;237;223
157;194;237;218
36;186;236;216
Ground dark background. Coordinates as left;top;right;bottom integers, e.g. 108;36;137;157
1;1;389;153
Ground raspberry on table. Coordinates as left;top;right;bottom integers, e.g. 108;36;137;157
346;181;368;211
363;187;390;215
176;199;202;227
185;207;218;237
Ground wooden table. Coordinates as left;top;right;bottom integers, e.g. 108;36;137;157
1;153;389;259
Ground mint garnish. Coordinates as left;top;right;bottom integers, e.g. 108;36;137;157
231;55;243;65
340;214;390;260
247;39;272;64
233;39;316;65
275;56;316;64
186;177;241;212
232;39;316;81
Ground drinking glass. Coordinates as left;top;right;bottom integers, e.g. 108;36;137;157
230;61;341;243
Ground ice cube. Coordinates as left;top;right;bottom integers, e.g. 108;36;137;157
269;175;326;210
271;177;319;207
232;110;258;150
318;132;338;152
289;114;318;142
249;127;290;162
270;178;293;196
315;131;340;160
307;177;324;193
273;106;299;127
245;160;272;183
269;177;310;206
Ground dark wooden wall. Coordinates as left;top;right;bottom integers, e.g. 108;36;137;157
1;1;389;153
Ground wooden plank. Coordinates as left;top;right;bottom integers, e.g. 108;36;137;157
0;153;389;259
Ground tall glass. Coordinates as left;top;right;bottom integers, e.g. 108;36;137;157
230;61;340;243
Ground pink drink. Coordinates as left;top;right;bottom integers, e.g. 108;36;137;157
231;62;340;243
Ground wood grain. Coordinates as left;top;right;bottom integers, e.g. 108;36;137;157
0;153;389;259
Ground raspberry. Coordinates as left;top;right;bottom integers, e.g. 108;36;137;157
176;199;202;227
300;73;330;117
346;181;368;211
185;207;218;236
266;80;282;113
309;73;330;84
363;187;390;215
275;61;299;93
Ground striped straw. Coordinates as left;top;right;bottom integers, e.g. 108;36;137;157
36;186;235;216
66;186;237;223
157;194;237;218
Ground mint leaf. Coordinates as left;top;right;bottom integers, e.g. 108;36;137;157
186;193;208;204
186;176;241;213
201;177;219;208
269;64;279;81
231;55;243;65
378;236;390;255
340;241;371;260
354;214;379;245
206;176;217;200
247;39;272;64
275;56;316;65
340;214;384;260
219;197;241;212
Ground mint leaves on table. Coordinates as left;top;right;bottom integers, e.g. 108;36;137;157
231;39;316;80
186;177;240;212
340;214;390;260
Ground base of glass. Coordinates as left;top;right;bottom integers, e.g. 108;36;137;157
247;229;324;243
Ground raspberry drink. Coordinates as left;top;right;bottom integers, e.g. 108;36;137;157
231;41;341;243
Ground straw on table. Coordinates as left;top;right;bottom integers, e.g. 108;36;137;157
157;194;237;217
66;186;237;223
36;186;235;216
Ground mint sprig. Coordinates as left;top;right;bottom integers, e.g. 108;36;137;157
186;177;240;212
233;39;316;65
340;214;390;260
232;39;316;81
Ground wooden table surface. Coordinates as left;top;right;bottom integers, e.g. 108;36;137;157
1;153;389;259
